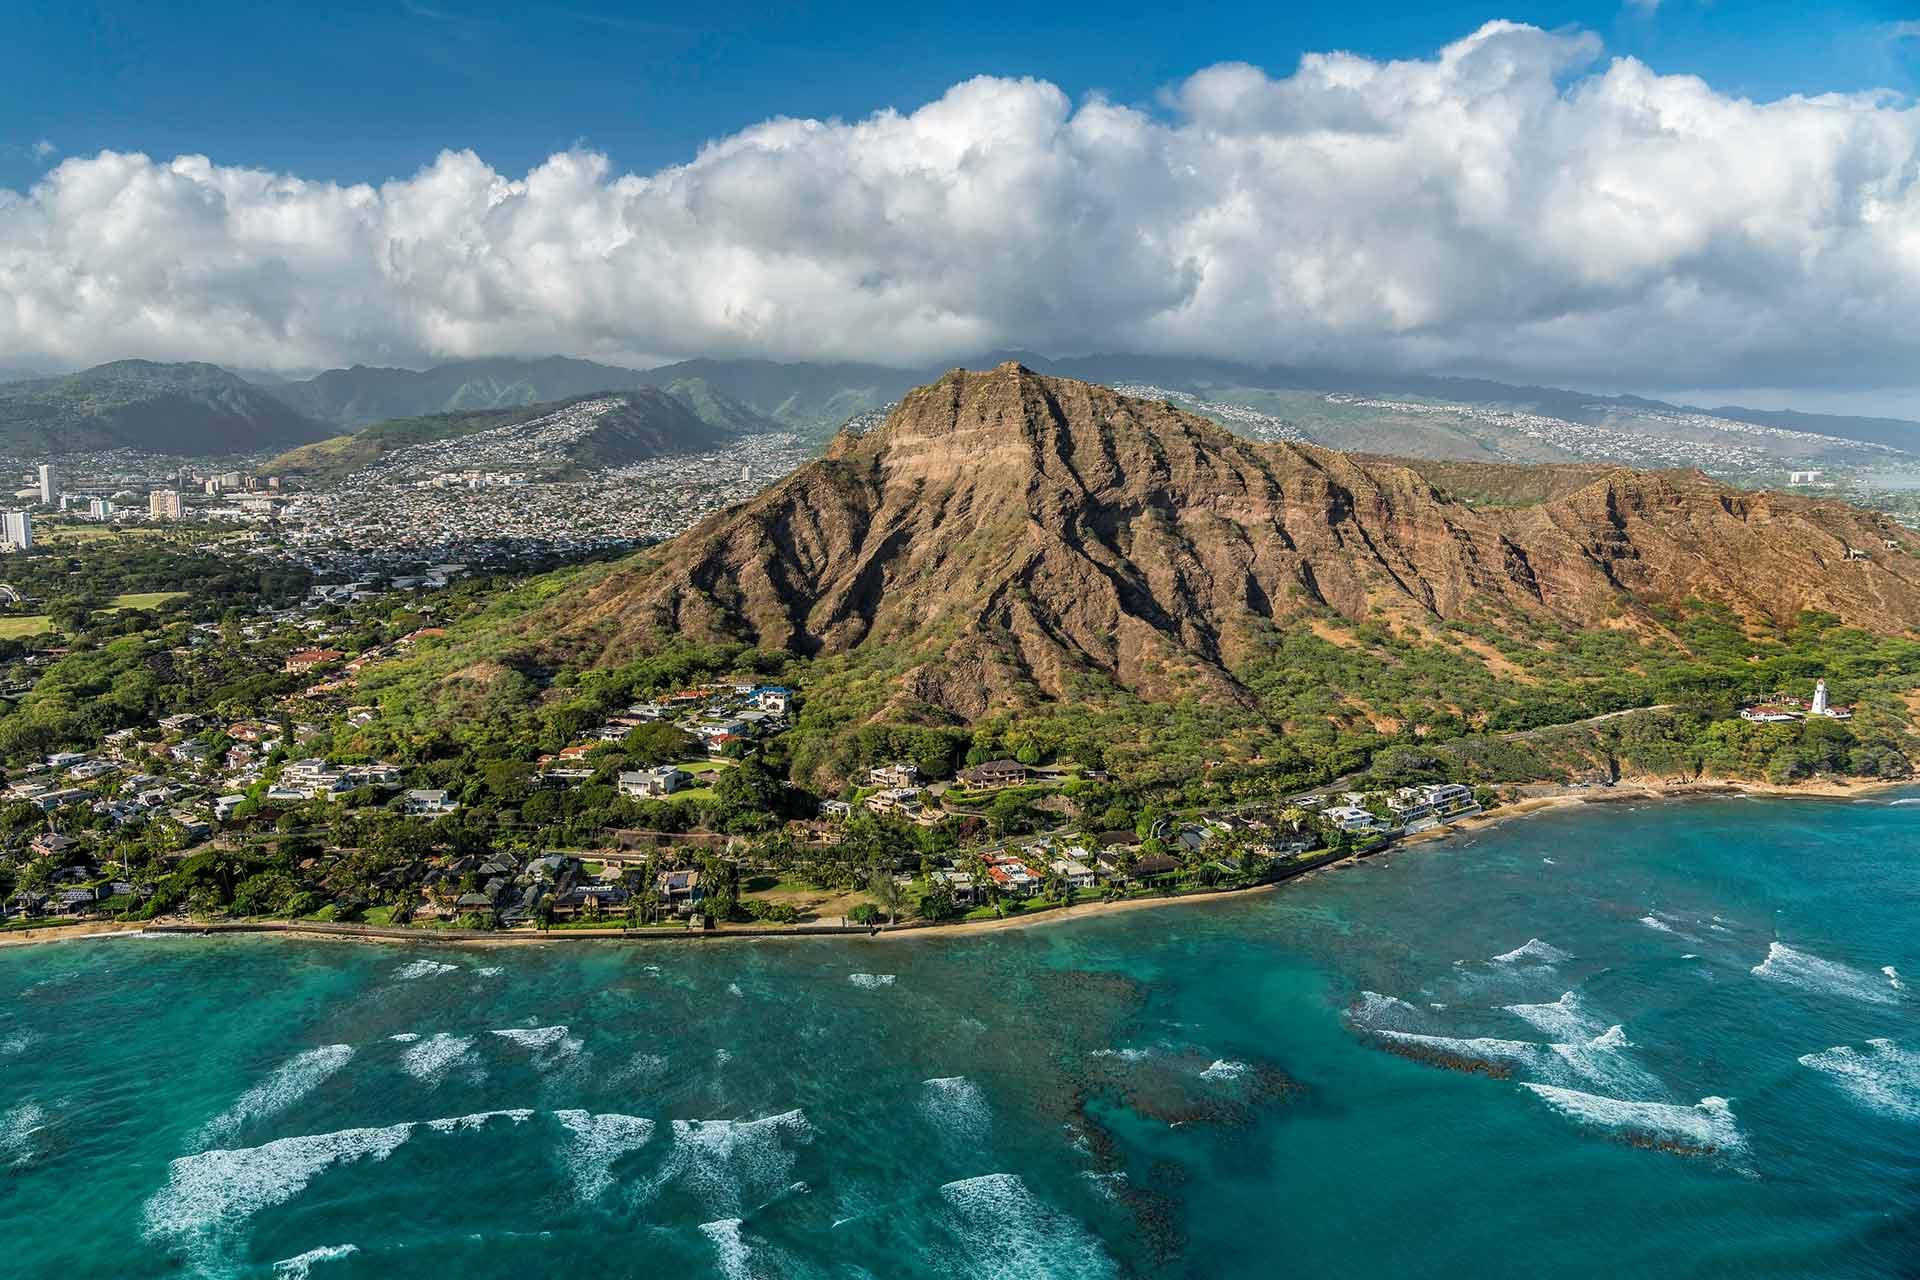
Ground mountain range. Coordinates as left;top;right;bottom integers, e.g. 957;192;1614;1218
257;351;1920;455
0;361;333;456
265;390;733;479
515;364;1920;728
4;351;1918;466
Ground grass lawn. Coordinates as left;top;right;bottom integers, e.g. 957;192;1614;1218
679;759;733;774
674;785;718;802
106;591;188;611
362;905;397;926
0;615;52;638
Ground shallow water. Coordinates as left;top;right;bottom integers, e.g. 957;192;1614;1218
3;791;1917;1278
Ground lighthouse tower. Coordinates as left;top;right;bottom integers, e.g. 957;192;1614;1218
1812;679;1830;717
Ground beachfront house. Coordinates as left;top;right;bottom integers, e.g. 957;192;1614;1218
1323;805;1384;835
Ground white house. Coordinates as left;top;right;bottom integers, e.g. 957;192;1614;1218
618;766;690;799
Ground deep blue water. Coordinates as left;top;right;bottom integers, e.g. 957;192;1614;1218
2;792;1917;1279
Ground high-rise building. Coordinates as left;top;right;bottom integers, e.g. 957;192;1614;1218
2;510;32;551
149;489;184;521
87;497;113;521
36;464;60;507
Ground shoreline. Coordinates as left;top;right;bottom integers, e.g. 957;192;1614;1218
3;775;1910;954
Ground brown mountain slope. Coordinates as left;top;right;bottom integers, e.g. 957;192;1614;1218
546;363;1920;720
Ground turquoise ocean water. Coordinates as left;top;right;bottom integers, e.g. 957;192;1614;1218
2;791;1917;1278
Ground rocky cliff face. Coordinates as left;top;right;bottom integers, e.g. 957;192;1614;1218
551;364;1920;719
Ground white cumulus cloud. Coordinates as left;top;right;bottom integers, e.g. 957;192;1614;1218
3;20;1920;394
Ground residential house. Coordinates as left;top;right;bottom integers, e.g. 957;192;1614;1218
957;759;1027;790
284;648;345;673
655;869;704;914
619;766;690;799
1323;805;1384;834
982;856;1040;897
1048;857;1097;889
404;789;460;817
868;762;920;788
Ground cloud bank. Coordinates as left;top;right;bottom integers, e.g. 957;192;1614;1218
3;20;1919;391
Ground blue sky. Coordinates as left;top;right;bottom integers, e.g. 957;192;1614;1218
4;0;1914;191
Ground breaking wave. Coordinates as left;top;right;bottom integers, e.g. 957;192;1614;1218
392;959;458;981
399;1033;477;1086
144;1122;415;1246
554;1110;658;1202
1503;992;1607;1042
273;1244;360;1278
1374;1024;1662;1096
1492;939;1572;965
848;973;896;989
1886;966;1905;992
920;1076;992;1145
1520;1086;1743;1155
650;1110;814;1216
198;1045;355;1148
424;1108;534;1133
0;1030;36;1057
700;1218;752;1280
2;1101;46;1168
1199;1059;1249;1082
937;1173;1119;1279
1750;943;1902;1005
1348;991;1421;1031
1798;1039;1920;1122
1638;915;1675;934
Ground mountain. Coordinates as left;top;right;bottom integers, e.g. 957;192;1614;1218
265;389;732;479
264;357;670;429
0;361;332;457
261;351;1920;460
532;364;1920;725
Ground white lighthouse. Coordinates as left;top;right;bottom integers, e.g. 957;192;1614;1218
1812;679;1830;717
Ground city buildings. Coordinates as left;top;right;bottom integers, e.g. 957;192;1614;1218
149;488;184;520
37;463;60;507
2;510;31;551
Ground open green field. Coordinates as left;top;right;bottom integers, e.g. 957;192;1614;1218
106;591;188;611
0;615;52;638
34;524;177;545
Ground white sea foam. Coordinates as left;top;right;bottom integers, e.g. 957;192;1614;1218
400;1033;477;1086
144;1122;415;1244
1798;1039;1920;1121
1377;1023;1662;1096
1504;992;1607;1041
1541;858;1556;865
1088;1046;1153;1062
651;1110;814;1216
1888;797;1920;806
1349;991;1420;1029
0;1030;35;1057
1886;966;1905;992
475;966;503;978
1199;1059;1249;1082
199;1045;355;1148
727;982;744;998
847;973;896;988
1638;915;1675;934
1521;1085;1744;1154
392;959;458;981
1750;942;1901;1005
2;1102;46;1167
920;1076;992;1144
424;1108;534;1133
387;1033;420;1043
554;1110;658;1202
700;1218;752;1280
490;1025;578;1052
273;1244;360;1278
1492;939;1572;965
938;1174;1119;1279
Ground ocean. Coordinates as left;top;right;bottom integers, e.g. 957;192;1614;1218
2;791;1916;1279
